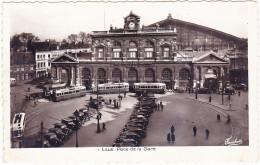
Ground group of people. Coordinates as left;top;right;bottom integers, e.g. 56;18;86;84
157;101;164;111
192;125;210;140
107;98;120;109
217;114;231;124
167;125;175;143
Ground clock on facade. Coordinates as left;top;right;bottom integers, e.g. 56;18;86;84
128;22;135;29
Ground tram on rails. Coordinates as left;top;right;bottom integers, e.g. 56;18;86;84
133;83;167;94
11;112;26;140
93;83;129;94
53;86;87;102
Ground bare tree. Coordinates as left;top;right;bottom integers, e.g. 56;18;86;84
67;34;78;44
78;31;88;45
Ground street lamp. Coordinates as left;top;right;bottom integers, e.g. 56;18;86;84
96;78;101;133
73;109;79;147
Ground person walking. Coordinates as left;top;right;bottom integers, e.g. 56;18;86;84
205;129;210;140
124;92;126;98
238;90;241;96
167;133;171;143
157;103;160;111
109;98;112;105
171;133;175;143
161;104;164;111
160;100;162;107
193;125;197;136
217;114;221;122
102;123;106;131
171;125;175;134
116;101;119;109
34;100;37;107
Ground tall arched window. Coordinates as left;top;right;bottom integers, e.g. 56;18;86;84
179;68;190;80
145;68;155;82
129;41;137;58
97;68;106;84
112;68;122;82
162;68;172;80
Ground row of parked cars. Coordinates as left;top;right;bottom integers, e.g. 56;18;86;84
112;95;157;147
34;109;93;148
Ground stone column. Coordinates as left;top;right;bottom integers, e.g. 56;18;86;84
70;66;74;86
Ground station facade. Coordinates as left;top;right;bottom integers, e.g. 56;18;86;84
51;12;246;91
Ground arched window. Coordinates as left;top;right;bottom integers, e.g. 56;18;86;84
179;68;190;80
145;68;155;82
128;68;138;79
97;68;106;79
82;68;91;79
129;41;137;47
112;68;122;82
162;68;172;80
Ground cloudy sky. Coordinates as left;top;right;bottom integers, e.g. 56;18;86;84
8;1;249;41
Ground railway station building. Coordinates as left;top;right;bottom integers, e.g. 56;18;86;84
51;11;247;91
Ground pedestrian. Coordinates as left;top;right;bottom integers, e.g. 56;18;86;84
99;112;103;120
217;114;221;122
124;92;126;98
109;98;112;105
167;133;171;143
160;100;162;107
161;104;164;111
238;90;241;96
102;123;106;131
90;96;93;101
116;101;119;109
227;114;231;124
34;100;36;107
171;133;175;143
28;87;30;92
188;87;190;94
193;125;197;136
171;125;175;134
205;129;210;140
157;103;160;111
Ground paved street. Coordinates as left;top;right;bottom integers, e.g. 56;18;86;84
10;81;248;147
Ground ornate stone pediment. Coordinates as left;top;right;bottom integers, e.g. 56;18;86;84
52;54;77;63
194;52;228;64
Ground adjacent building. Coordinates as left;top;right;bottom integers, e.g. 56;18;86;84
10;52;36;81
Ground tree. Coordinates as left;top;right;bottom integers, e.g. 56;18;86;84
10;33;40;52
78;31;87;45
67;34;78;44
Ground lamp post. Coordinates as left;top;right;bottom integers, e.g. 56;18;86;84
73;110;79;147
96;79;101;133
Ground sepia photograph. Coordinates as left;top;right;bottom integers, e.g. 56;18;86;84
1;0;259;164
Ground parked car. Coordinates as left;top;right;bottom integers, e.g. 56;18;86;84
48;128;69;140
34;138;51;148
113;138;138;146
68;115;83;125
112;141;136;147
232;83;247;90
222;87;236;95
197;88;211;94
43;132;63;147
61;118;78;130
124;128;146;138
119;132;141;143
54;123;72;135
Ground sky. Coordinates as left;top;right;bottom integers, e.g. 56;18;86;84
8;1;249;41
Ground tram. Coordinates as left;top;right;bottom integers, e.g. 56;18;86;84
133;83;167;94
53;86;87;102
93;83;129;94
11;113;26;140
10;78;16;86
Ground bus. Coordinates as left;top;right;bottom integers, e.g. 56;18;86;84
133;83;167;94
11;113;26;140
93;83;129;94
53;86;87;102
10;78;16;86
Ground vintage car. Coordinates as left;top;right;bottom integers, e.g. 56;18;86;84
113;138;138;147
232;83;247;90
48;128;69;140
61;118;78;130
197;88;211;94
43;132;63;147
54;123;72;135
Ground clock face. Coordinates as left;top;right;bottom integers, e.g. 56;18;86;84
128;22;135;29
